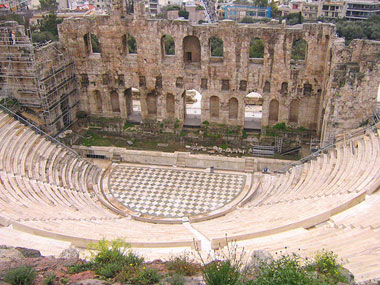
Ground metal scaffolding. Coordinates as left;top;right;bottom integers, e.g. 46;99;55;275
0;21;79;135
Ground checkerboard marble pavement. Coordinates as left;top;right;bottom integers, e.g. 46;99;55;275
109;165;246;218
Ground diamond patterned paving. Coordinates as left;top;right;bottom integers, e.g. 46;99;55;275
109;165;246;218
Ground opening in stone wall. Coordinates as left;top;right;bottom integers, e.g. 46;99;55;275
162;35;175;56
289;99;299;124
244;92;262;130
377;83;380;103
111;91;120;113
128;34;137;54
228;97;238;120
94;90;102;113
183;36;201;65
210;36;223;57
249;38;264;58
90;34;101;54
210;96;220;119
280;82;288;96
125;87;141;123
291;39;307;61
166;93;175;117
147;91;158;116
184;89;202;127
269;99;279;123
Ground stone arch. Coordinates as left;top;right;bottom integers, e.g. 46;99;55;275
162;35;175;56
291;39;307;61
94;90;102;112
183;36;201;63
110;91;120;113
147;91;157;116
280;82;288;96
124;87;141;122
269;99;279;123
289;99;299;123
184;89;202;127
128;34;137;54
263;81;271;93
166;93;175;117
210;96;219;119
122;34;127;56
249;38;264;58
210;36;223;57
228;97;238;120
244;92;262;130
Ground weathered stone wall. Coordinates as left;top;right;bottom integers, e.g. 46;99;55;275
320;39;380;142
58;2;380;141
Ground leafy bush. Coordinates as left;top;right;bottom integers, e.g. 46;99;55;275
88;238;144;278
167;5;180;11
273;122;286;130
254;253;315;284
203;260;242;285
4;266;36;285
68;262;95;273
166;253;199;276
305;249;347;283
136;267;161;284
96;262;123;278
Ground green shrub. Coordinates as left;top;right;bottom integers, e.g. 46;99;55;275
202;120;210;126
123;121;134;129
136;267;161;284
4;266;36;285
254;253;315;284
166;253;199;276
96;262;123;278
305;249;347;283
219;143;228;150
273;122;286;130
68;262;95;273
203;260;242;285
42;273;56;285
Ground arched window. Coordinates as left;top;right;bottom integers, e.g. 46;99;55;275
229;98;238;120
110;91;120;113
128;34;137;54
263;81;271;93
280;82;288;96
162;35;175;56
183;36;201;63
210;96;219;119
249;38;264;58
210;36;223;57
166;93;175;117
291;39;307;61
289;99;299;123
269;99;279;123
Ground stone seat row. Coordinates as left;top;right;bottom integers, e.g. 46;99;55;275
191;130;380;245
0;114;102;197
236;206;380;282
0;111;116;221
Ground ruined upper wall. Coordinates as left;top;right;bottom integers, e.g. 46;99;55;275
59;14;336;131
319;38;380;142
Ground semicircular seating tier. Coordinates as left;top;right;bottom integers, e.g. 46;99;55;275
0;110;379;282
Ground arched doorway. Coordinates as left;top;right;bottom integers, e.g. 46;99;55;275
228;98;238;120
110;91;120;113
289;99;299;124
124;87;141;123
244;92;262;130
183;36;201;65
184;89;202;127
166;93;175;118
210;96;219;119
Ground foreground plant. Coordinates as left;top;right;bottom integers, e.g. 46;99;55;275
4;266;36;285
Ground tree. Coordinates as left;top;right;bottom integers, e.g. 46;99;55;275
39;0;58;11
254;0;267;7
210;37;223;57
31;12;62;43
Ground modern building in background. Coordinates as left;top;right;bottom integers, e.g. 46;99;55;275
223;5;272;21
